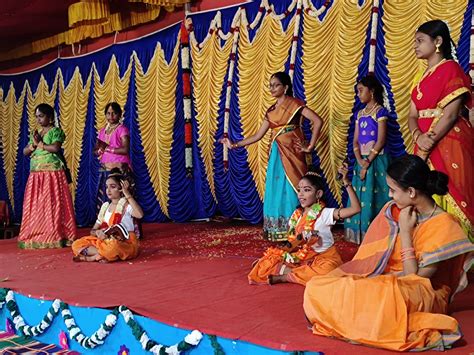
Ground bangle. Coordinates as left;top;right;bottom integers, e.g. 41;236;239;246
411;128;421;137
370;148;379;155
413;132;421;144
336;208;342;221
343;182;352;188
231;142;239;149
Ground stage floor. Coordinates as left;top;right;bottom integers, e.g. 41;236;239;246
0;221;473;354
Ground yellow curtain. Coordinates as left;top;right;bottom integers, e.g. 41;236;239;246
302;0;372;203
191;32;233;201
0;84;26;210
93;55;132;132
58;68;92;200
238;14;295;199
135;43;179;216
26;74;59;132
383;0;467;152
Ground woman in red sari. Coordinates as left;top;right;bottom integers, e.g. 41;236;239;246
408;20;473;240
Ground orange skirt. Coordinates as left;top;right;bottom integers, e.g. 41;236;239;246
18;170;76;249
303;273;460;351
248;246;343;285
72;232;139;262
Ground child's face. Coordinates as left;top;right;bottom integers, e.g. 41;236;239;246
106;178;122;200
356;83;372;104
297;178;321;209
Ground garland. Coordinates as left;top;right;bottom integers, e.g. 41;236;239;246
181;21;193;178
470;7;474;83
0;289;202;354
288;0;303;81
368;0;380;74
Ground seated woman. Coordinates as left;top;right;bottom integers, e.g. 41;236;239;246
303;155;474;351
248;164;361;285
72;169;144;262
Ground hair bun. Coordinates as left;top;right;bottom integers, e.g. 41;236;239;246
426;170;449;196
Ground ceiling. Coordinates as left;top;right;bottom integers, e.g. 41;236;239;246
0;0;77;52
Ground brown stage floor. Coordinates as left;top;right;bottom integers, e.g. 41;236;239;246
0;221;473;354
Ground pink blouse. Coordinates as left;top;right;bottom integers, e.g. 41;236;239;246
98;124;131;165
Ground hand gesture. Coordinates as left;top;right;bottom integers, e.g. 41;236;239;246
337;163;350;185
219;137;233;149
417;133;435;152
33;130;42;146
398;206;417;236
359;167;367;181
96;230;107;240
120;179;130;195
295;139;314;153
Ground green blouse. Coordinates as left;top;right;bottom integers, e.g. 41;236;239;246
29;127;66;172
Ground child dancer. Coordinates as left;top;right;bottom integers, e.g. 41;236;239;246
72;169;143;262
248;164;361;285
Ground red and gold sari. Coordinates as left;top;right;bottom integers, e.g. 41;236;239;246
303;201;474;351
412;59;473;239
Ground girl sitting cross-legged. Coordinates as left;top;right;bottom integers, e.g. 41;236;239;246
248;164;361;285
71;168;143;262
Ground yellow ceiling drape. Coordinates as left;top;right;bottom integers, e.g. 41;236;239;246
0;0;189;63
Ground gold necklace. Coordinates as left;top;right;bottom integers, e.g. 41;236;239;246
105;123;120;135
417;203;438;224
362;103;378;116
415;59;446;100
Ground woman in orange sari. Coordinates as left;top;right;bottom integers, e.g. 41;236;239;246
408;20;473;240
71;169;143;262
303;155;474;351
221;72;323;241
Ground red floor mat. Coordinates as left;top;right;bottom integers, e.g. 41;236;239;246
0;222;472;354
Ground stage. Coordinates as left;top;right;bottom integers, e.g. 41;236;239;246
0;221;473;354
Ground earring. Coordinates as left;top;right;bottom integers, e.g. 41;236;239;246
435;43;440;53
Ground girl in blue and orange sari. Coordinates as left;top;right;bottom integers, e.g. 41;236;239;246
220;72;323;241
345;75;391;243
408;20;474;240
304;155;474;351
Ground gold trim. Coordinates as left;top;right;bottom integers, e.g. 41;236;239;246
438;87;469;109
418;108;443;119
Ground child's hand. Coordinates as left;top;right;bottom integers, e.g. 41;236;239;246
219;137;233;149
337;164;350;185
120;179;130;194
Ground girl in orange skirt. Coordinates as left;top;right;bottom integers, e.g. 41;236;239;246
18;103;76;249
71;169;143;262
248;164;361;285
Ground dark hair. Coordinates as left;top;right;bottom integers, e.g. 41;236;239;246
104;102;123;116
271;72;293;97
358;75;384;106
301;172;325;192
417;20;454;60
387;154;449;196
35;103;55;120
106;168;125;186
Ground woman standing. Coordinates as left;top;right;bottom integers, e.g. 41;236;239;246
18;103;76;248
303;155;474;351
221;72;323;240
408;20;473;240
94;102;131;208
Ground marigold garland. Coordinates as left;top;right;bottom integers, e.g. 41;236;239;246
0;288;202;354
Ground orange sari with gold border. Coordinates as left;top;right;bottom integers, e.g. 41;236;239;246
411;60;473;238
303;201;474;351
